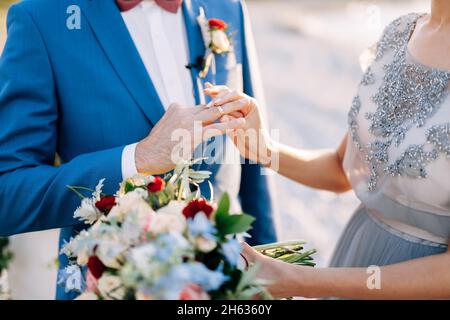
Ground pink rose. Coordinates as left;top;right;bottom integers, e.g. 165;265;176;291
179;284;210;300
86;270;99;293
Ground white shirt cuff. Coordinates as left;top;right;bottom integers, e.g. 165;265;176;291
121;143;139;180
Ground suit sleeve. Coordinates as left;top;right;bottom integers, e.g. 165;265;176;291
238;1;278;245
0;4;124;236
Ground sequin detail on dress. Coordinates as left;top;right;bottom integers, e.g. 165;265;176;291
387;123;450;178
348;13;450;190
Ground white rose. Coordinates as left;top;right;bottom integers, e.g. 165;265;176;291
97;275;126;300
211;30;231;54
76;250;89;265
76;292;98;300
195;236;217;253
108;189;151;222
147;201;187;235
95;243;125;269
148;212;186;235
156;200;186;215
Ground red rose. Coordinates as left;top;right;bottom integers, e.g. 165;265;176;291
95;196;116;214
147;176;166;193
87;256;106;279
208;18;227;30
182;198;214;219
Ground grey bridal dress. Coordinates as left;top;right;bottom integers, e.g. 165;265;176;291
330;13;450;269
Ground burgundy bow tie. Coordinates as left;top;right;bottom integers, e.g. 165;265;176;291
116;0;183;13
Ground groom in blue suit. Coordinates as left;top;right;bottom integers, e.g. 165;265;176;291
0;0;277;299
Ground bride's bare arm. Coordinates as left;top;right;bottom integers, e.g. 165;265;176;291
269;134;351;193
204;85;352;193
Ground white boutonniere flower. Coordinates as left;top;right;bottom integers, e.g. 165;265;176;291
197;8;234;78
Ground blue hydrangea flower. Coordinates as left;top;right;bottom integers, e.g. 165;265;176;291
187;212;217;240
154;232;190;262
221;238;242;267
187;262;229;291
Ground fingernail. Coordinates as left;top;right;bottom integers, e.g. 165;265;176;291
214;98;222;105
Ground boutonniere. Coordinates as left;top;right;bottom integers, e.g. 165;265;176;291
197;8;235;78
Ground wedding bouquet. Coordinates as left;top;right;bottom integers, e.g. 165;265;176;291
59;160;270;300
59;160;316;300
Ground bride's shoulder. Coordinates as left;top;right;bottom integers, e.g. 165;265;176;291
380;13;424;39
360;13;424;70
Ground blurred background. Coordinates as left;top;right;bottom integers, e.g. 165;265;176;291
0;0;428;299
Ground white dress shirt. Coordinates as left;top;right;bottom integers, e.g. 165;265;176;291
120;0;195;178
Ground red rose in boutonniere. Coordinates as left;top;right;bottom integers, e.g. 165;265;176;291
208;18;232;54
197;8;235;77
208;18;228;31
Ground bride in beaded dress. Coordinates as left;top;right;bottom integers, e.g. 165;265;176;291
205;0;450;299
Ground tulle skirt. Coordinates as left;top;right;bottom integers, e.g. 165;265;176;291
329;205;447;268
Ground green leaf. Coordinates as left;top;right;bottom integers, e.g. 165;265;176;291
214;193;255;237
215;193;230;218
216;213;255;236
124;181;135;194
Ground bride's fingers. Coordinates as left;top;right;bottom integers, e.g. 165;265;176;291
213;90;245;107
220;112;244;123
204;84;230;97
202;117;246;139
217;97;252;116
228;111;245;118
196;104;241;124
241;242;261;264
197;94;248;123
220;115;233;123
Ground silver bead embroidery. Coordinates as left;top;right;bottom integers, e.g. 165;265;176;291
386;145;438;178
375;14;413;61
387;123;450;178
348;13;450;191
426;123;450;158
360;67;375;86
348;96;363;151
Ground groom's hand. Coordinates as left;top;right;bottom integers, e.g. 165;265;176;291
135;102;246;175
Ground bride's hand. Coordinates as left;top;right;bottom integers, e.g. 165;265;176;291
241;243;298;298
204;84;275;166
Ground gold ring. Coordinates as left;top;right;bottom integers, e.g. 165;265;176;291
217;106;225;117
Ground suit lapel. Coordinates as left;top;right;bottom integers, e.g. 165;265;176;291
80;0;165;126
182;0;210;105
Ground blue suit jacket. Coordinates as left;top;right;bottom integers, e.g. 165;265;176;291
0;0;277;299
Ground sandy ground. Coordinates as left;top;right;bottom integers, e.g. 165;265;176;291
1;0;428;299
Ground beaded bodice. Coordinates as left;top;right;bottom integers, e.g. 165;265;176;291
344;13;450;239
